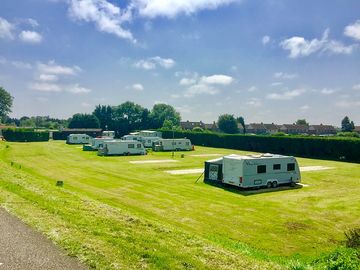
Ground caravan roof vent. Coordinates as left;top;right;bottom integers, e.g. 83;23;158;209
261;153;273;157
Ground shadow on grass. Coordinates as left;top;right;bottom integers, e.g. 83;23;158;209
203;180;303;196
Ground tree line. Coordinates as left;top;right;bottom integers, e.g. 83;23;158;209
0;85;358;136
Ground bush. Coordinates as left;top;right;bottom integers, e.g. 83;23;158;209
312;248;360;270
345;228;360;249
160;130;360;162
337;132;360;138
192;127;204;132
2;128;49;142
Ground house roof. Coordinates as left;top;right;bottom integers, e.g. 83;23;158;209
354;126;360;132
180;121;205;129
281;124;309;130
309;124;336;131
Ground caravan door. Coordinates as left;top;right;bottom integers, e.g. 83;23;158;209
209;164;219;181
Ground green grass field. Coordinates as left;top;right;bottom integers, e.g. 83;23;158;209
0;141;359;269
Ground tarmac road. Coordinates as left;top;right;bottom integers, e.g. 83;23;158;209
0;208;87;270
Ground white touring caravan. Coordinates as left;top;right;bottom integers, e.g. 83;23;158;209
139;130;162;138
139;136;162;148
122;134;141;141
102;131;115;138
98;140;147;156
89;137;114;150
219;154;301;188
152;138;193;151
67;134;92;144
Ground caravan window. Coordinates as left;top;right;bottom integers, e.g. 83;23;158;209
185;142;190;146
73;137;77;140
287;163;295;171
148;140;151;143
128;144;135;148
257;165;266;174
172;142;176;145
273;164;281;170
137;144;142;148
178;142;182;144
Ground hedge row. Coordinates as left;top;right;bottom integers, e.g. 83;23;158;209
53;130;102;140
162;130;360;162
2;128;49;142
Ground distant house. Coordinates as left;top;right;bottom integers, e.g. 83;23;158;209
245;123;279;134
180;121;205;130
204;121;219;132
246;123;267;134
308;124;336;135
279;124;309;135
180;120;219;132
354;126;360;134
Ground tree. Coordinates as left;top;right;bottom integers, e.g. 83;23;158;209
218;114;239;134
111;101;148;135
0;86;13;122
93;105;113;130
341;116;354;132
295;119;309;125
68;113;100;129
236;116;246;134
192;127;204;132
149;103;181;129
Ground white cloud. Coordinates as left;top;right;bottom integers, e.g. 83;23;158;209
184;84;218;97
27;18;39;28
81;102;92;107
132;83;144;91
175;105;191;114
320;88;336;95
180;77;197;86
134;56;175;70
335;100;360;108
262;35;270;45
39;74;59;82
246;98;262;107
344;20;360;41
19;30;43;43
30;82;62;92
182;73;233;97
37;60;81;75
200;74;233;85
280;29;357;58
247;86;257;92
274;72;298;80
0;17;15;39
267;88;306;100
66;84;91;94
353;84;360;90
67;0;135;42
131;0;241;18
300;105;310;111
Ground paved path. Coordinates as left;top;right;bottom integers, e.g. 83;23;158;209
0;208;87;270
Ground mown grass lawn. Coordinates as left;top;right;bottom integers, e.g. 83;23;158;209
0;141;359;269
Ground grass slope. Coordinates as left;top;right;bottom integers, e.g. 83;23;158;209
0;141;359;269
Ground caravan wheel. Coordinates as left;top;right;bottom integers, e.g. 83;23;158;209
272;181;278;188
266;182;272;189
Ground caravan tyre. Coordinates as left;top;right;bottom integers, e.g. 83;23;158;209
272;181;278;188
266;182;272;189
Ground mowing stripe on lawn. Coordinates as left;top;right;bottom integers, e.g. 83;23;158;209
129;160;179;164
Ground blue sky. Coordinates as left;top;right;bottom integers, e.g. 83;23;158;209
1;0;360;126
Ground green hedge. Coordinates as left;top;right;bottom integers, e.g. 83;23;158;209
162;130;360;162
2;128;49;142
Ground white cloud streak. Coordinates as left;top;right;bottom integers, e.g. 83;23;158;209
262;35;270;45
344;20;360;41
19;30;43;43
267;88;306;100
66;84;91;94
30;82;62;92
274;72;298;80
37;60;81;76
67;0;135;42
183;74;233;97
134;56;175;70
280;29;357;58
132;83;144;91
0;17;15;39
131;0;241;18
